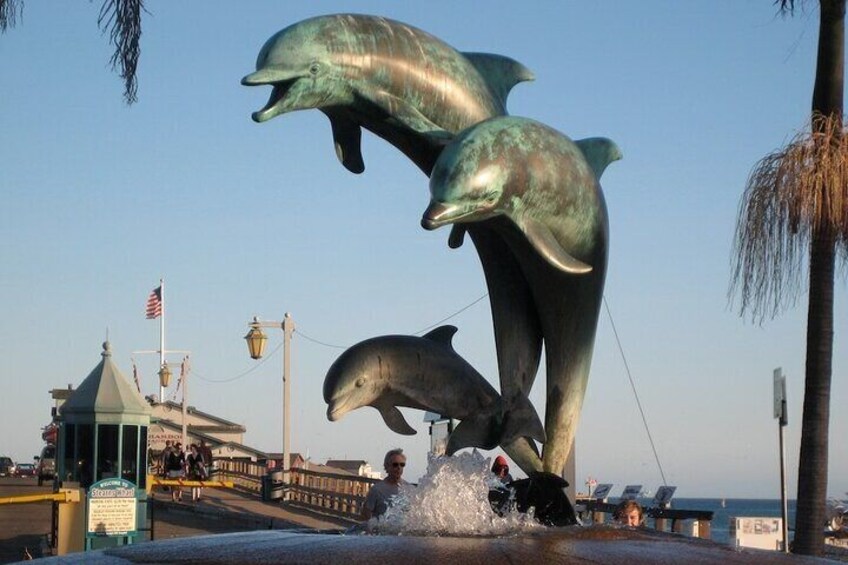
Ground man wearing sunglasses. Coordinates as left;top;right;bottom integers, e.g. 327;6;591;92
361;448;408;521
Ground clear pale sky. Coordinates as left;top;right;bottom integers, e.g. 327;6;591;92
1;1;845;499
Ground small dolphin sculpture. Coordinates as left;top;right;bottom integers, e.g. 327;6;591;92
323;325;545;455
242;14;533;174
422;116;621;473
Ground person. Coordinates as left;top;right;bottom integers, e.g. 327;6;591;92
159;440;174;478
491;455;514;484
614;499;643;527
199;439;214;478
361;448;407;521
186;444;206;502
165;442;185;502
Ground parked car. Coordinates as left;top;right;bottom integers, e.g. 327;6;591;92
14;463;36;478
0;456;15;477
36;444;56;486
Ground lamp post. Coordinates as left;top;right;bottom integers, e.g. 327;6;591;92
245;312;295;499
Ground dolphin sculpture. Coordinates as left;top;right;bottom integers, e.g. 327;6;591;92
323;325;545;457
242;13;534;174
244;14;548;475
422;116;621;474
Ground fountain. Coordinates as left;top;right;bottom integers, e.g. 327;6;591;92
30;14;834;564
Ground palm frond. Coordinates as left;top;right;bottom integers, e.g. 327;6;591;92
98;0;145;105
731;112;848;321
0;0;23;32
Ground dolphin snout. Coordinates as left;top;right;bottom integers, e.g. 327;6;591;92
421;201;461;230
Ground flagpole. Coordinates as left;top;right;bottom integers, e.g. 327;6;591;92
159;277;166;403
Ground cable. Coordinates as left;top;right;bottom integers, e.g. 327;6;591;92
192;342;283;383
410;293;489;335
603;295;668;486
295;331;347;349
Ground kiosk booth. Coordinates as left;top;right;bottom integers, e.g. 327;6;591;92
55;341;152;553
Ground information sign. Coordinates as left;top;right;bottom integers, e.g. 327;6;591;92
86;478;138;538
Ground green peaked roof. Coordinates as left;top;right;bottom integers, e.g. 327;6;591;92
61;341;152;422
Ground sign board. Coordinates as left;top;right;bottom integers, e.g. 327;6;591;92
147;425;182;451
653;485;677;507
773;368;787;424
86;478;138;538
591;483;613;500
620;485;642;500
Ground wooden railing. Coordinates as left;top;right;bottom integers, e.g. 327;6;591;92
214;460;378;520
289;468;379;519
213;461;715;536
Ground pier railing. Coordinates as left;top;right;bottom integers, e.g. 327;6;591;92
214;461;715;534
214;460;378;520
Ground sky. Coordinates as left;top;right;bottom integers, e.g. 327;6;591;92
0;1;845;500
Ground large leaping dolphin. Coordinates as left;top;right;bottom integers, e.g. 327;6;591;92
323;325;545;457
422;116;621;474
242;14;533;174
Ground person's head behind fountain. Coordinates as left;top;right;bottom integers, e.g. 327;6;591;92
384;448;406;484
360;448;408;522
614;499;643;527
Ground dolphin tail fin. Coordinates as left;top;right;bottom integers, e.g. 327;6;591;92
463;53;534;108
575;137;622;180
445;415;500;455
500;393;546;446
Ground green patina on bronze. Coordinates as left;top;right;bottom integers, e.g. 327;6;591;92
423;116;621;474
242;14;533;174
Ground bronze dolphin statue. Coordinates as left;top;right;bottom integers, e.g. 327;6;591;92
322;325;545;456
242;13;533;174
422;116;621;474
243;14;548;474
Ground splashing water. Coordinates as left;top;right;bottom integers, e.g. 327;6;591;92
371;451;544;536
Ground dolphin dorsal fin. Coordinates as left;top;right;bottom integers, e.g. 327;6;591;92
575;137;622;180
422;325;458;347
463;52;535;109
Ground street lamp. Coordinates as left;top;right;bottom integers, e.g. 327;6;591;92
158;363;172;388
245;313;295;499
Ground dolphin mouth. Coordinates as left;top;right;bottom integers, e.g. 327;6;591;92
421;201;475;230
242;76;297;123
327;400;349;422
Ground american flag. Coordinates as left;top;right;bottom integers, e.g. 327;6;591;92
145;286;162;319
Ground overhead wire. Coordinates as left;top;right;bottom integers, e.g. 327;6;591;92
603;295;668;486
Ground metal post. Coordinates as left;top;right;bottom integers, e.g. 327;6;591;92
774;368;789;553
181;360;188;447
159;279;165;403
282;313;295;501
779;399;789;552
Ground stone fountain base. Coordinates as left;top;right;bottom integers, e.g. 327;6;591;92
34;525;843;564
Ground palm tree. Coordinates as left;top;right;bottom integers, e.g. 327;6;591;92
0;0;145;104
731;0;847;556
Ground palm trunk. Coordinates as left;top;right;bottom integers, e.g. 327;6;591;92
793;0;844;555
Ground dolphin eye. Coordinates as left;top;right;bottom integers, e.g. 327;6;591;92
355;377;366;388
309;63;321;75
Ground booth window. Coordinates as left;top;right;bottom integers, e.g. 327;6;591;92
97;424;119;480
122;425;139;484
63;424;76;482
77;424;94;488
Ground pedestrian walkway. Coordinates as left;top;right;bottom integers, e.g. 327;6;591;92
150;486;355;533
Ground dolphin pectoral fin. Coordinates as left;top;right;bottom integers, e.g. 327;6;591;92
500;394;547;446
520;218;592;274
327;113;365;174
575;137;622;180
373;91;453;139
377;404;417;436
448;225;466;249
446;417;499;455
462;52;535;108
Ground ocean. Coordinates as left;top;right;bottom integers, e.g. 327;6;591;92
612;497;795;546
